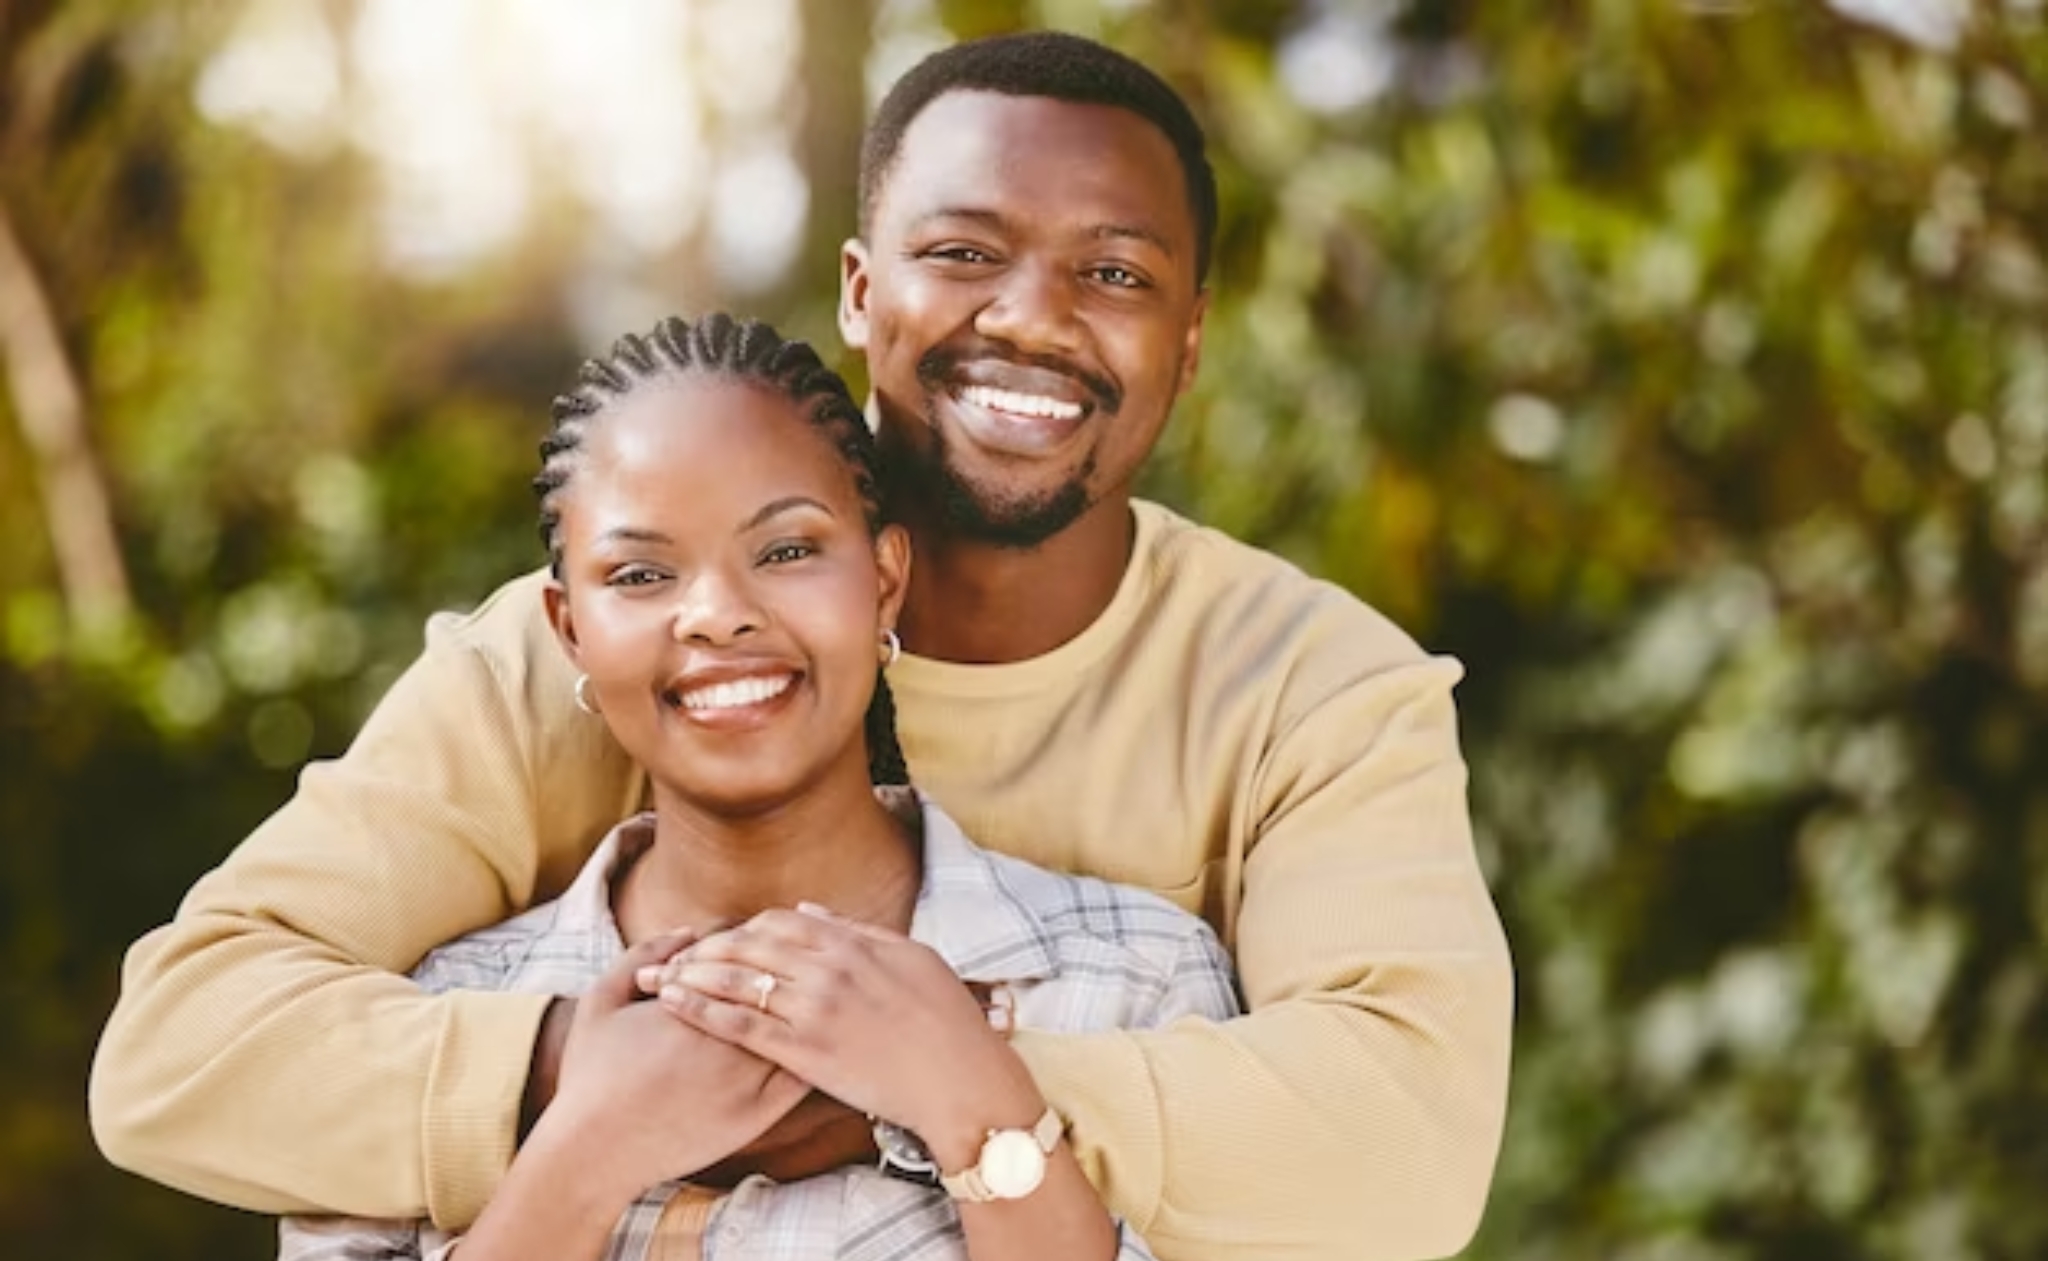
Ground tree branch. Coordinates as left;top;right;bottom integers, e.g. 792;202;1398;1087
0;196;132;636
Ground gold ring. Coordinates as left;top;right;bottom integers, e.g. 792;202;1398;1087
753;971;778;1012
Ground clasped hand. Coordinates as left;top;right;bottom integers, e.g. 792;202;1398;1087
640;903;1039;1148
543;907;1032;1198
541;930;812;1196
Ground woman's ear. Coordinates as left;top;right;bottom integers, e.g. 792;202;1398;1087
873;524;911;632
543;578;584;670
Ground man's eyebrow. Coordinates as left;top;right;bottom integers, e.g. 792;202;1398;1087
909;206;1012;234
739;496;834;532
1091;222;1177;259
911;207;1177;258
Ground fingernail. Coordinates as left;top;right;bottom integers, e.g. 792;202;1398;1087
796;901;831;917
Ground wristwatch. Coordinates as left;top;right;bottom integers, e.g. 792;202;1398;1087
938;1106;1065;1203
871;1117;941;1187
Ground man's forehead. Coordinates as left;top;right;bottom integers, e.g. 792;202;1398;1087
876;91;1193;234
893;89;1169;163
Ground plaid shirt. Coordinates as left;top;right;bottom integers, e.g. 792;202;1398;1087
278;795;1240;1261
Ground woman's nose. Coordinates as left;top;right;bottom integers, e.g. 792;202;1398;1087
670;570;764;644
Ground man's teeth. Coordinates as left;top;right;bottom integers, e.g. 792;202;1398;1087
679;675;794;711
959;384;1084;421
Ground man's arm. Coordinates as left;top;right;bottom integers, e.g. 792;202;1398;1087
1010;657;1514;1261
88;572;643;1227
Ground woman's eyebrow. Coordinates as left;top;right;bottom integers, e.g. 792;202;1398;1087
739;495;835;533
593;525;671;547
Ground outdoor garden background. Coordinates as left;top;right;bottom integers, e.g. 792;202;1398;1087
3;1;2045;1257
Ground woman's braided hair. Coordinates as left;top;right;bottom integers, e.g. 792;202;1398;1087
534;313;909;787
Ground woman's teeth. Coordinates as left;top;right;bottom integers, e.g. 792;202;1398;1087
679;675;793;711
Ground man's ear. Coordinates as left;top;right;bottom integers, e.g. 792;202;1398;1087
839;238;873;352
873;524;911;633
1175;288;1211;398
543;578;584;670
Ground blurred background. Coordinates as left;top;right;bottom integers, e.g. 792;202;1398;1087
3;0;2044;1256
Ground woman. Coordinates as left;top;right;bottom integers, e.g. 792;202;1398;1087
278;314;1238;1261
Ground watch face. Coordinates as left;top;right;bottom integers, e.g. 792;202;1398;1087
979;1129;1048;1199
872;1119;940;1186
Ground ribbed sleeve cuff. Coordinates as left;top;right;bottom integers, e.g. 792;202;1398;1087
1010;1029;1164;1233
421;988;554;1230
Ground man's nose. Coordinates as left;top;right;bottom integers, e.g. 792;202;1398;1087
973;260;1083;356
671;569;765;645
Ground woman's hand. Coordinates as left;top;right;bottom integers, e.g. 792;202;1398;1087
646;905;1041;1150
542;930;814;1195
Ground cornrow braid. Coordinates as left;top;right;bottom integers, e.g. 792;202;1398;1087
864;672;910;788
534;312;909;788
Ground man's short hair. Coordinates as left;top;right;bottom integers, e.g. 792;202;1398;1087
859;30;1219;285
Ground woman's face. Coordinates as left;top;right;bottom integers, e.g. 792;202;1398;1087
544;375;908;817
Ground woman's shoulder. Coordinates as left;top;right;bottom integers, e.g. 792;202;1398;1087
918;799;1226;969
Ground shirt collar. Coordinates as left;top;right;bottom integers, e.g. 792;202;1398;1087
551;815;654;946
554;799;1062;986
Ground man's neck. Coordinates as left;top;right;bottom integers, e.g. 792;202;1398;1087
897;496;1136;665
614;774;921;944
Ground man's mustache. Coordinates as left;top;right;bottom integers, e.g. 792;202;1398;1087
915;342;1123;417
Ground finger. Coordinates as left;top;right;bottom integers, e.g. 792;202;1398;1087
590;928;697;1011
681;922;830;981
664;960;790;1020
661;979;807;1069
795;901;904;944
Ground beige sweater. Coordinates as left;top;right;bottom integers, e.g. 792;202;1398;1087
90;500;1513;1261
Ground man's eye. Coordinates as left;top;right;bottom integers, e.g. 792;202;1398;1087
1091;265;1146;289
927;245;995;265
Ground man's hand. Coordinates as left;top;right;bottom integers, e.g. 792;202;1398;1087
520;994;576;1140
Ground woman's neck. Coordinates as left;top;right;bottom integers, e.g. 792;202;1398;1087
611;773;921;946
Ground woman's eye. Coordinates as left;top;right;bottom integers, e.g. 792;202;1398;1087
606;565;666;588
760;541;816;565
927;245;995;265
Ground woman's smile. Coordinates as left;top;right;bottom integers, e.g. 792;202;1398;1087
663;665;805;731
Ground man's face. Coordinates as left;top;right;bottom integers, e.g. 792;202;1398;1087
840;91;1209;549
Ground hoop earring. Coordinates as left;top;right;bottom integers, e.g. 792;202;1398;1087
879;628;902;668
574;674;602;715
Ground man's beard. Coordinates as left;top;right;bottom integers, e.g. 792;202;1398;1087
914;425;1095;550
896;340;1122;550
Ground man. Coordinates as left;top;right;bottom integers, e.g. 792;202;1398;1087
91;31;1512;1261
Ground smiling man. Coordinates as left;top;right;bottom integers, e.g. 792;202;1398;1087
91;31;1512;1261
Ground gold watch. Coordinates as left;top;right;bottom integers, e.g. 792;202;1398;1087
938;1106;1065;1203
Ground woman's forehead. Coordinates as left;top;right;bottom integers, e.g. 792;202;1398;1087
574;377;862;513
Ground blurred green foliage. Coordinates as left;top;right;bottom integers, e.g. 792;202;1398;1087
4;1;2045;1257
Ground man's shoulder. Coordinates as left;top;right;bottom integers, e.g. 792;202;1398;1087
1131;499;1437;674
424;568;556;658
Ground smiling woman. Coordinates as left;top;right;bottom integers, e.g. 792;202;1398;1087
541;348;909;816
